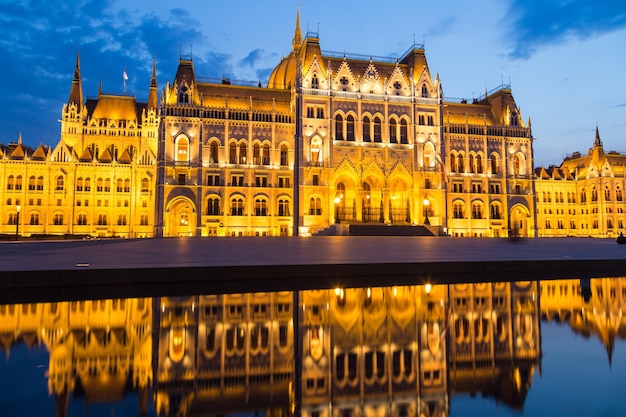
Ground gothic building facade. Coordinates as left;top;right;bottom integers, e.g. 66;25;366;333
5;10;625;239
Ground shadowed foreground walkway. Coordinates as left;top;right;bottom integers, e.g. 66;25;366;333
2;236;626;303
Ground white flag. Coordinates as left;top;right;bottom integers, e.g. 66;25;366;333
123;69;128;80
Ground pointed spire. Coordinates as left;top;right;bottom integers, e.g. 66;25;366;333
17;131;22;145
68;48;83;110
148;57;159;110
292;5;302;51
98;77;102;96
594;124;602;147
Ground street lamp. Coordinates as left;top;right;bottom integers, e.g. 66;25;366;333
423;198;430;225
15;205;20;241
334;196;341;224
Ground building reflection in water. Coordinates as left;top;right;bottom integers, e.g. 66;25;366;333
2;278;624;416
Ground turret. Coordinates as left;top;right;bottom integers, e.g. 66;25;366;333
292;7;302;52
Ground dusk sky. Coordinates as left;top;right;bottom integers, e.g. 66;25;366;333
1;0;625;167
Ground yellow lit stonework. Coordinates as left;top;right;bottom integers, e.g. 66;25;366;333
2;10;621;239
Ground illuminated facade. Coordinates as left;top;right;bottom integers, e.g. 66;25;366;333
534;127;626;237
0;10;540;238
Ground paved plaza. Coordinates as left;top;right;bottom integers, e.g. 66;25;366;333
2;236;626;303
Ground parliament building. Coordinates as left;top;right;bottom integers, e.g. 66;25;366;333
0;11;622;239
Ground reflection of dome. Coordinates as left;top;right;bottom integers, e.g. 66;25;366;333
267;52;298;90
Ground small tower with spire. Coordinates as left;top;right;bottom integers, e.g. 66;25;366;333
61;48;85;149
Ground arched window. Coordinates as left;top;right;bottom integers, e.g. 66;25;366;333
513;154;522;175
227;143;236;164
280;145;288;166
141;178;149;193
124;179;130;192
400;119;408;144
476;154;483;173
580;189;586;203
210;142;219;164
29;176;36;191
389;119;398;143
346;115;355;141
77;177;84;192
116;178;123;192
104;178;111;192
178;86;189;103
30;212;40;225
207;197;220;215
239;143;247;164
311;137;322;164
253;143;261;165
469;154;475;173
591;187;598;202
55;176;64;191
457;155;465;173
423;143;434;167
450;154;458;173
309;197;322;215
77;213;88;226
491;155;499;174
140;214;149;226
605;187;611;201
363;116;371;142
421;84;428;98
311;74;319;89
278;198;290;216
84;177;91;192
254;198;267;216
53;212;64;225
7;175;14;190
97;178;103;192
617;187;623;202
231;197;244;216
373;116;382;142
37;176;44;191
117;214;127;226
490;203;501;219
262;144;270;165
472;202;483;219
176;137;189;162
335;114;344;140
453;202;464;219
97;213;107;226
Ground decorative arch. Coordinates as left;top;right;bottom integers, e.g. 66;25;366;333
174;134;190;162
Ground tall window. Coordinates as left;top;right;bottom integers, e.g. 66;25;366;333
400;120;408;144
363;116;371;142
280;145;288;166
373;117;382;142
346;115;355;141
141;178;149;193
253;144;261;165
29;176;36;191
97;178;104;192
30;212;40;225
262;144;270;165
311;74;319;89
77;213;88;225
389;119;397;143
37;176;44;191
335;115;344;140
207;197;220;215
238;143;247;164
97;214;107;226
278;198;290;216
229;143;237;164
118;214;127;226
53;213;64;225
140;214;149;226
210;142;219;163
453;202;464;219
104;178;111;192
176;137;189;162
472;203;482;219
491;155;498;174
231;198;244;216
255;198;268;216
476;155;483;173
7;175;14;190
309;197;322;215
421;84;428;98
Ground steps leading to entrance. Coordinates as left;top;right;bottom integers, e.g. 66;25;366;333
348;224;436;236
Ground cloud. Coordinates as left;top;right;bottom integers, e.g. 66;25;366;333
505;0;626;59
238;48;267;68
615;103;626;108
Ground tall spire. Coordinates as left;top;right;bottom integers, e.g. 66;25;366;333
594;124;602;147
147;57;158;110
292;5;302;51
68;48;83;110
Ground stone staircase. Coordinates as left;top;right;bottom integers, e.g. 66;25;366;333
312;223;444;236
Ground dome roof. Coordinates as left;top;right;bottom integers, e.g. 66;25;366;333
267;51;298;90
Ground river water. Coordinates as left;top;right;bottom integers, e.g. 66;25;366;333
1;277;625;417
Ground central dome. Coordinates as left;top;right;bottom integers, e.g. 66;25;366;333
267;51;298;90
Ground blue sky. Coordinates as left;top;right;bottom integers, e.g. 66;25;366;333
1;0;625;167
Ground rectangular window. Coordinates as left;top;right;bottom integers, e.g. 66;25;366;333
278;176;291;188
178;173;186;185
207;174;220;186
312;174;319;186
231;175;244;186
255;176;267;187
